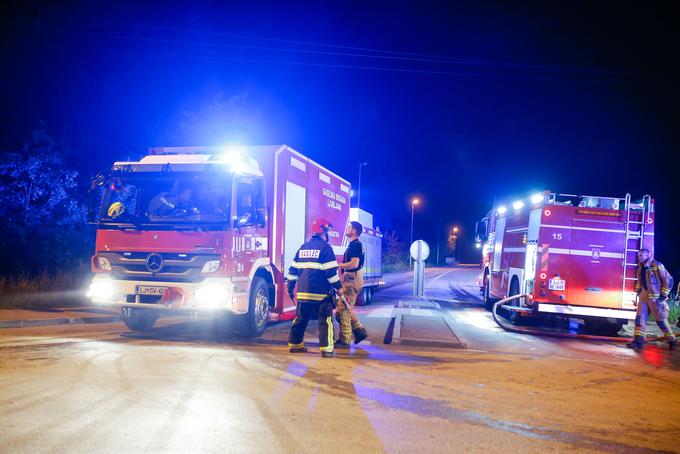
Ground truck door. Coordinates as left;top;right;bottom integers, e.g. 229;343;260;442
283;181;307;274
233;177;268;275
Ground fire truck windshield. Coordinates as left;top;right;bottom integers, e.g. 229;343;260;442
99;172;233;227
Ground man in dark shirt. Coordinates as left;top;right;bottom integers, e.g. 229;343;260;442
335;221;369;347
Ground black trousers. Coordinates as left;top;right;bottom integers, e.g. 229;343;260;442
288;300;334;352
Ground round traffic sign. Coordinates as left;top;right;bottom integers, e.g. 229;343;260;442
409;240;430;261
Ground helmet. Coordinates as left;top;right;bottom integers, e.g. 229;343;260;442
107;202;125;218
311;218;333;235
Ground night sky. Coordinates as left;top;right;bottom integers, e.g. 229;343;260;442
1;1;678;268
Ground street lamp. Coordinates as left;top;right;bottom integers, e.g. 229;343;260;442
452;226;460;262
410;198;419;265
357;162;368;209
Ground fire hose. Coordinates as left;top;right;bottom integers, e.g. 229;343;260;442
491;294;680;343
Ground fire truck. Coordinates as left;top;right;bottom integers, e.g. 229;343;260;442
476;191;654;333
87;145;382;336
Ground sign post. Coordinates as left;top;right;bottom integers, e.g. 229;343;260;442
410;240;430;297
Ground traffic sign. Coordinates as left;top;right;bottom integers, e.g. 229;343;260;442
410;240;430;261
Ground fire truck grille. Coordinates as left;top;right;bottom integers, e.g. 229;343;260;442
98;252;221;283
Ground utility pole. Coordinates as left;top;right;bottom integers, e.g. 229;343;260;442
436;218;442;266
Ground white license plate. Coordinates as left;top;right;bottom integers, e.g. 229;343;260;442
135;286;167;296
548;279;566;291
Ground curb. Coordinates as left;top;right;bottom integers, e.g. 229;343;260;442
0;316;121;329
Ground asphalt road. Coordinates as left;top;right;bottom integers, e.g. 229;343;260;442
1;265;679;453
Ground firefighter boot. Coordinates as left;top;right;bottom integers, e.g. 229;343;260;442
321;350;335;358
669;336;677;351
289;346;309;354
626;336;644;350
353;327;368;345
334;340;351;349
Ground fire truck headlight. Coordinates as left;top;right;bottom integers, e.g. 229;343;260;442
95;256;112;271
201;260;221;274
88;276;114;301
475;242;481;249
195;280;232;308
497;206;507;215
531;193;544;204
513;200;524;210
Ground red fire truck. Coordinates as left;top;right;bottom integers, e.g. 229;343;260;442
87;145;381;336
476;191;654;332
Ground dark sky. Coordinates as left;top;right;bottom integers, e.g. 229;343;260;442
1;1;679;268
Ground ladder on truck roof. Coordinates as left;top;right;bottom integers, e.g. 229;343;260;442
621;194;651;305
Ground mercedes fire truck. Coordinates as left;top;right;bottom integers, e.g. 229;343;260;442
87;145;382;336
476;191;654;333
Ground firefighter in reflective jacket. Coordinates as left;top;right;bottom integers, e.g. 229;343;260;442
287;219;343;358
627;248;677;350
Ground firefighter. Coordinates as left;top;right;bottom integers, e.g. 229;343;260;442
335;221;369;348
627;249;677;350
286;219;343;358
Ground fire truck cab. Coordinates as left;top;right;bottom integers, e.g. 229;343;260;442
476;191;654;332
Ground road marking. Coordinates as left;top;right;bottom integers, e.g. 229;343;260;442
427;268;457;286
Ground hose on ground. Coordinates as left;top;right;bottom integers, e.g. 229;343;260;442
491;295;679;343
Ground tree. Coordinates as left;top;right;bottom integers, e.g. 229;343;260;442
447;229;459;261
382;230;408;272
0;125;89;276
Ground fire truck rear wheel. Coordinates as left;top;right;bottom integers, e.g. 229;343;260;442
236;277;270;338
506;278;522;324
121;308;158;331
483;275;495;311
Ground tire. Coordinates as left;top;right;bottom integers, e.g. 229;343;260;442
236;277;270;338
121;308;158;331
506;278;522;324
483;274;495;311
363;287;372;306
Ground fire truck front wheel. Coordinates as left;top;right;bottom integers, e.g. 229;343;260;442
121;308;158;331
483;275;496;311
236;277;270;338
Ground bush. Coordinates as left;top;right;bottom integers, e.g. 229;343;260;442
0;264;90;308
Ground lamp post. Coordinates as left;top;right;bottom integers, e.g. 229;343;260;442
357;162;368;209
410;198;419;265
452;226;459;263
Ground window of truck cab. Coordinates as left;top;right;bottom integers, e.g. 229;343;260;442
98;172;234;227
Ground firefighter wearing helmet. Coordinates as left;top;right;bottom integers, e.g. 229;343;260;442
287;219;343;358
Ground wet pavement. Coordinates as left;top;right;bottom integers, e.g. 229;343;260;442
1;265;679;453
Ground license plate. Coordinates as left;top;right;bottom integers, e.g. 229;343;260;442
135;286;167;296
548;279;566;291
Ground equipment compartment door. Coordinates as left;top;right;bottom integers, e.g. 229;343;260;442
567;215;626;308
283;181;307;274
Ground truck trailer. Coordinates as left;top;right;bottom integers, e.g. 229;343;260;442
476;191;653;333
87;145;381;336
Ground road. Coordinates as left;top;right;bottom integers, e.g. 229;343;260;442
1;265;679;453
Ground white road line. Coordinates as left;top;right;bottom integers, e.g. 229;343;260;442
427;268;457;286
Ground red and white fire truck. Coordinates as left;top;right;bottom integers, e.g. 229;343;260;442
87;145;382;336
476;191;654;332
